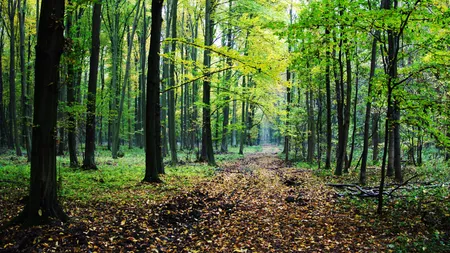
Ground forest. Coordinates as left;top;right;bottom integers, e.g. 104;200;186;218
0;0;449;251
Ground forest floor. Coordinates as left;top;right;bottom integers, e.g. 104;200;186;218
1;146;449;252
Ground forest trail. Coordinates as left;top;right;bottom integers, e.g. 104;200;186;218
0;147;390;252
145;146;388;252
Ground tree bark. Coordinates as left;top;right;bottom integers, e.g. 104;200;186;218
200;0;216;165
9;0;22;156
82;1;102;170
168;0;178;165
66;3;79;167
112;0;141;158
360;34;378;185
15;0;68;225
220;0;233;153
0;31;7;148
143;0;164;183
19;0;31;160
325;28;332;170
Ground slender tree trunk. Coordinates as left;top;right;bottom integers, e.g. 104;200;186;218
220;0;233;153
0;31;7;148
112;0;141;158
161;0;171;157
232;99;237;147
360;34;378;185
15;0;68;225
372;112;380;161
144;0;164;183
343;49;352;172
98;47;105;146
325;28;332;170
348;57;359;169
9;0;22;156
393;100;402;182
168;0;178;165
334;36;345;176
82;1;102;170
201;0;216;165
19;0;31;160
66;4;79;167
307;90;315;163
285;83;291;162
239;77;246;155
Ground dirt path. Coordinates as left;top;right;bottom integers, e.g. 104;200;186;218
148;147;387;252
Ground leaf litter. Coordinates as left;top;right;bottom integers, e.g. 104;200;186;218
0;149;444;252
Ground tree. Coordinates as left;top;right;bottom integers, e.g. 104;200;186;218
168;0;178;165
14;0;68;225
0;29;7;148
8;0;22;156
82;1;102;170
18;0;31;160
200;0;216;166
65;1;79;168
143;0;164;183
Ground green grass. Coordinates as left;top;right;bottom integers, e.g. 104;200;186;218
0;146;263;205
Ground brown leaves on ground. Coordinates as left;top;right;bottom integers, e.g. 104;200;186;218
0;149;440;252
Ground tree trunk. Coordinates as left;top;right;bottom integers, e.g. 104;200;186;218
168;0;178;165
9;0;22;156
143;0;164;183
66;4;79;167
325;28;332;170
307;90;315;163
15;0;68;225
200;0;216;165
348;56;359;170
0;31;7;148
343;49;352;172
112;0;141;158
82;1;102;170
360;34;378;185
393;100;403;182
239;77;246;155
220;0;233;153
19;0;31;160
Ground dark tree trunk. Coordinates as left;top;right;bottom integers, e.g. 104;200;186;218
82;1;102;170
360;34;378;185
334;36;345;176
393;100;403;182
168;0;178;165
14;0;68;225
9;0;22;156
161;0;171;157
220;0;233;153
200;0;216;165
372;112;380;162
239;77;246;155
348;57;359;170
343;49;352;172
19;0;31;160
325;28;332;170
0;31;7;148
143;0;164;183
66;4;79;168
307;90;315;163
112;0;141;157
285;83;291;163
